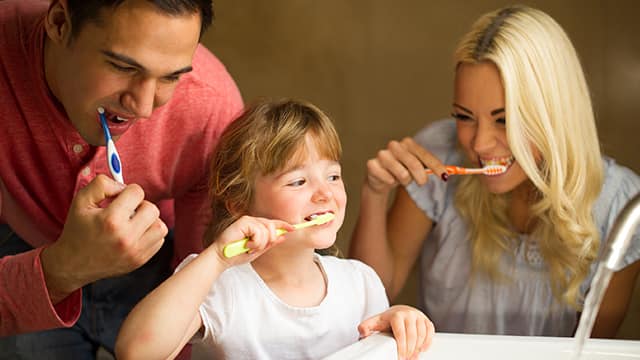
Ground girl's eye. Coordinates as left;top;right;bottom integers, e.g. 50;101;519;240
451;112;473;121
288;179;306;187
328;174;341;182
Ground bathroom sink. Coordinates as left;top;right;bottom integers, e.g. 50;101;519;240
323;332;640;360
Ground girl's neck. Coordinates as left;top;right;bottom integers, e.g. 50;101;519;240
251;248;327;307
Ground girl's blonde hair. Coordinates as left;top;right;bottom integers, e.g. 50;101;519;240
204;98;342;256
453;6;603;307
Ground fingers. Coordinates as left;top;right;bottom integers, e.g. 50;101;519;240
366;305;434;360
401;138;447;181
107;183;146;222
75;174;126;209
243;217;288;252
421;319;435;352
357;314;383;338
390;315;408;358
217;216;292;260
367;138;446;192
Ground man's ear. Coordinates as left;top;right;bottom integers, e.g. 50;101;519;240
44;0;72;45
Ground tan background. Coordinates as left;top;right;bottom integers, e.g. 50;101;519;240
202;1;640;338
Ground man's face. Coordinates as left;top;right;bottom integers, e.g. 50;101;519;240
45;0;201;145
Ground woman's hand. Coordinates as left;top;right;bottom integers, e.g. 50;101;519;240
358;304;435;360
366;137;447;195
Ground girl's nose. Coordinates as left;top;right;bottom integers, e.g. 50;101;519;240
311;183;333;203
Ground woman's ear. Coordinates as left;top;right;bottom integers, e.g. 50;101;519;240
44;0;72;46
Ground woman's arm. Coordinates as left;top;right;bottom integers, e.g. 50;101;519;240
590;259;640;338
350;138;443;301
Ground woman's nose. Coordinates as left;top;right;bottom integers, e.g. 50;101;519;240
472;120;498;153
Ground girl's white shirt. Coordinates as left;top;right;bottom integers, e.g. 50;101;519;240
175;253;389;359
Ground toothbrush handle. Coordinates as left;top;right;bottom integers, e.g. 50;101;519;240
223;228;288;258
425;166;464;175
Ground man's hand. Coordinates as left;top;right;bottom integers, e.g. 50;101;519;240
40;175;168;303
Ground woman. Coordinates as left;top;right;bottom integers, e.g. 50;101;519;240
350;5;640;337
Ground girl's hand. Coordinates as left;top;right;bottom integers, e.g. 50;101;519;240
366;137;446;195
358;305;434;360
211;215;294;266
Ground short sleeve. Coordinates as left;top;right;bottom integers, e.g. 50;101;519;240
405;119;462;222
593;158;640;271
350;260;389;319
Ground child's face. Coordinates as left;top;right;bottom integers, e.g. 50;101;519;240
249;134;346;251
453;61;531;194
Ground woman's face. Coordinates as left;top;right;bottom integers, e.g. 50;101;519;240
453;61;530;194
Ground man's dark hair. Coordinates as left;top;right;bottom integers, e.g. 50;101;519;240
66;0;214;40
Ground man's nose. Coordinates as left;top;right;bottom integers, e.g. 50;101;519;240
121;77;157;118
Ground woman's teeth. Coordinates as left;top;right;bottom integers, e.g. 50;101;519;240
480;156;514;168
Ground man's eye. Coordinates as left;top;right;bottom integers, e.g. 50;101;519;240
161;75;181;83
109;62;136;73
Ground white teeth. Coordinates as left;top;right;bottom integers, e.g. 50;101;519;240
480;156;514;168
116;116;129;122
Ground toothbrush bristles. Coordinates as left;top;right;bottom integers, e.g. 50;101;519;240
483;165;507;175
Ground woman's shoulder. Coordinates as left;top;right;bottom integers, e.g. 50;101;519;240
597;157;640;209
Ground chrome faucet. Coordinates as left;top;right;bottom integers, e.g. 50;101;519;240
572;192;640;359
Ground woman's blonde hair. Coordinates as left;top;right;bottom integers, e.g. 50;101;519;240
204;98;342;256
453;6;603;307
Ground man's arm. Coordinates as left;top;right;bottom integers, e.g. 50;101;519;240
0;248;81;335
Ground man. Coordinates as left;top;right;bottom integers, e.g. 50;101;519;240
0;0;243;357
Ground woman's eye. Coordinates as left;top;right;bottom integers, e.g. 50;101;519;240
496;117;506;125
451;112;472;121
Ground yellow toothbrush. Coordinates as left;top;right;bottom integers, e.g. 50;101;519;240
222;213;336;258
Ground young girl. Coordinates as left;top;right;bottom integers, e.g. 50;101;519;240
115;99;433;359
351;5;640;337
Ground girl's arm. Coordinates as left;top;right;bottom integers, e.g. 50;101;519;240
350;138;441;300
115;216;292;359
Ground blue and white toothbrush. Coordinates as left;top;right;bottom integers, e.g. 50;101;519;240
98;107;124;184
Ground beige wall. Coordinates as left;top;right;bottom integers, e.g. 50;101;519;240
202;1;640;338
